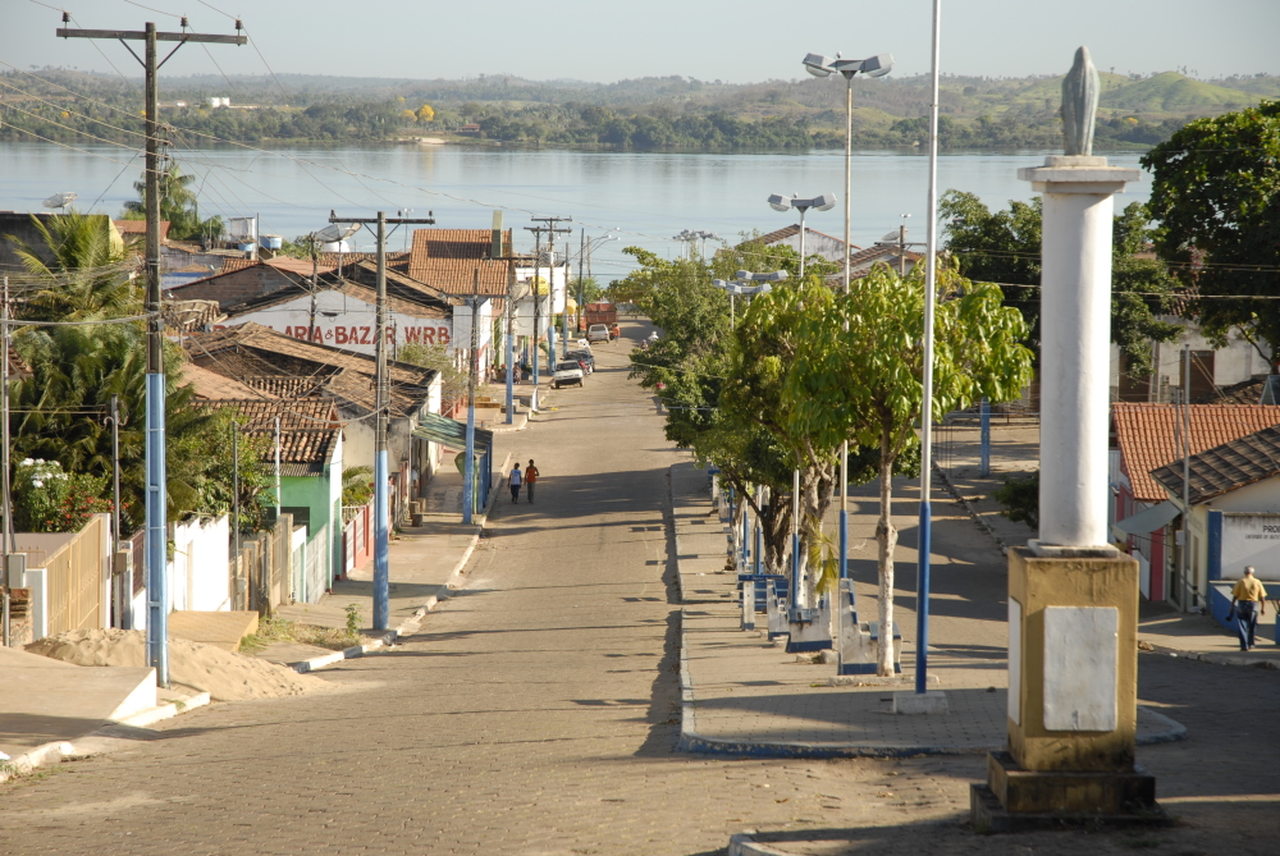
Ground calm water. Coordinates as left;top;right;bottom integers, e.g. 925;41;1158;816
0;142;1150;280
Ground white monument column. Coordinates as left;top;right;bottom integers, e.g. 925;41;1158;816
972;48;1167;831
1025;156;1138;549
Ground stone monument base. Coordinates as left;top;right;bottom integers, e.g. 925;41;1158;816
970;751;1168;832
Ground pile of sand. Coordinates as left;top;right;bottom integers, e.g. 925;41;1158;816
26;628;327;701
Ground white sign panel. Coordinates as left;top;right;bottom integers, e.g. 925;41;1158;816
1043;605;1118;732
1220;512;1280;578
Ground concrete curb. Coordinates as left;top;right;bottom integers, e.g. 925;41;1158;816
0;690;214;784
1141;641;1279;671
728;833;797;856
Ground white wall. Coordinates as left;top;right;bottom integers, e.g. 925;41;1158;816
169;515;232;612
220;290;454;356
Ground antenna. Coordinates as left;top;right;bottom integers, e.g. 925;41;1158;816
312;222;360;243
41;192;78;209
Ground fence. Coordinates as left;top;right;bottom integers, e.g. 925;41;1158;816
14;514;109;641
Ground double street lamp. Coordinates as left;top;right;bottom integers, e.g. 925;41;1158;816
711;269;788;326
766;193;836;279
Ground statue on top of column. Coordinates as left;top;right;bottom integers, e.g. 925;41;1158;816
1061;46;1099;156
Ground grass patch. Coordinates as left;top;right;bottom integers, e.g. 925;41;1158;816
238;615;363;653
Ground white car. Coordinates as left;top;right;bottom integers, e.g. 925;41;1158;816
552;359;585;388
587;324;611;343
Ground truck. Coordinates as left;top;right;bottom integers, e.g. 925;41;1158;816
582;303;621;340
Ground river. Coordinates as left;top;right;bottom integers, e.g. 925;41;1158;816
0;142;1150;280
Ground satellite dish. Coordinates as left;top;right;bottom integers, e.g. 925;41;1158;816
42;192;78;209
877;230;901;244
312;222;359;243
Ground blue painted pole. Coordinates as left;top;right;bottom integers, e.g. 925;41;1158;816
505;300;514;424
374;448;389;630
980;397;991;477
145;371;168;687
914;501;932;694
753;517;762;575
839;509;849;580
741;507;750;567
463;298;478;524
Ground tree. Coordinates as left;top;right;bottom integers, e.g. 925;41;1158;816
10;212;141;322
1142;100;1280;364
786;262;1034;675
941;190;1180;373
120;162;222;243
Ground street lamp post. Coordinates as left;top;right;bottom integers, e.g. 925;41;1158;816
767;193;836;280
801;51;893;591
767;193;834;612
711;269;786;326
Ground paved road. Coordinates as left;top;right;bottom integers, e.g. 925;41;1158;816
2;324;1277;855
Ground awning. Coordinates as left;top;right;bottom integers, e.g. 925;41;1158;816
1111;500;1181;537
412;411;493;452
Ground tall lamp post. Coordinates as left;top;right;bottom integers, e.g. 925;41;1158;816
711;269;787;326
767;194;834;610
800;51;893;591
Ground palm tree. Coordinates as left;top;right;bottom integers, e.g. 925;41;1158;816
10;212;141;322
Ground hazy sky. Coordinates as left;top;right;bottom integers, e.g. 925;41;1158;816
4;0;1277;83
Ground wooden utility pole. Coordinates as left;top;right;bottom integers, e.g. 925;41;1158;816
57;18;245;686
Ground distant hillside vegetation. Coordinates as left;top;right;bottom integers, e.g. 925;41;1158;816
2;67;1276;152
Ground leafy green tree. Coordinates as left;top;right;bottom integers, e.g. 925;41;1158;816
1142;99;1280;364
398;342;467;406
785;262;1034;675
941;190;1180;372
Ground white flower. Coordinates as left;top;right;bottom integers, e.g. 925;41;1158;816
31;480;43;488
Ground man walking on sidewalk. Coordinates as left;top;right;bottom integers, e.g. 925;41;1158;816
1231;565;1268;651
524;459;540;503
509;462;523;503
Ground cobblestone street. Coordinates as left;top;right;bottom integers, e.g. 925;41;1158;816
1;330;1276;855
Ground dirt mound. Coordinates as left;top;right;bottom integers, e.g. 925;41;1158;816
26;628;327;701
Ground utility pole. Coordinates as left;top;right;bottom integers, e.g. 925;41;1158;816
460;270;488;524
330;211;435;630
58;17;245;687
528;218;572;362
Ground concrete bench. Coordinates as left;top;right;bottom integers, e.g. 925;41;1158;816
738;573;787;613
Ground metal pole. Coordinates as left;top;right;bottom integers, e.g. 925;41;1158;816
373;212;390;630
1182;343;1193;610
2;277;11;646
531;228;542;411
232;420;240;606
791;467;801;611
915;0;942;694
839;72;854;584
111;396;124;627
463;282;480;524
505;260;515;424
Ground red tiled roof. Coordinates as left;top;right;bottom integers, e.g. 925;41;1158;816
407;257;510;296
114;219;169;238
221;256;336;277
410;228;509;261
1112;402;1280;501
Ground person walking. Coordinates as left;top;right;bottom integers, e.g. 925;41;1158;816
524;459;540;503
508;462;523;504
1230;565;1268;651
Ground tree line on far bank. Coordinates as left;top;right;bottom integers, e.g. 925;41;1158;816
4;67;1273;152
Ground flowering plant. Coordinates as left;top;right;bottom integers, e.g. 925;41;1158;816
12;458;112;533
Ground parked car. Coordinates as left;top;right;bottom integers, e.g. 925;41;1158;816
566;348;595;373
587;323;611;343
552;359;585;388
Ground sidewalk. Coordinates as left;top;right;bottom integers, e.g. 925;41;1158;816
0;381;542;777
672;416;1277;764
